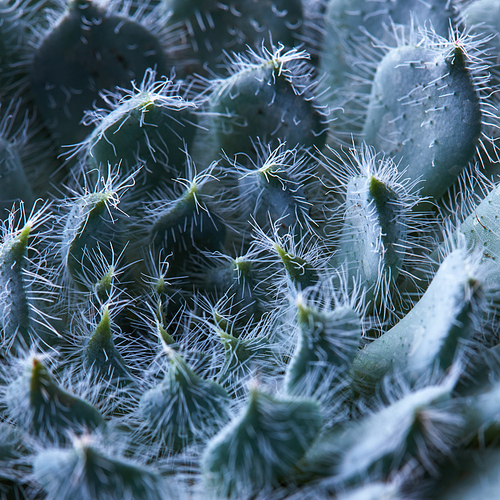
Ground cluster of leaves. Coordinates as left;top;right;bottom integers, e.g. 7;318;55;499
3;0;500;499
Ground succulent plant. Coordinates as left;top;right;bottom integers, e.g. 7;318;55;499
3;0;500;499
